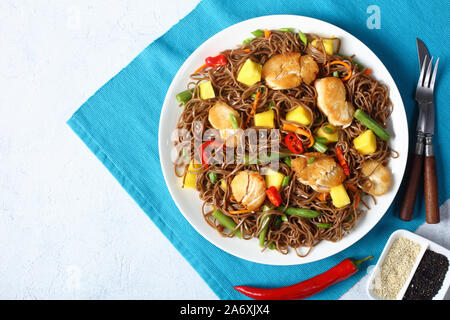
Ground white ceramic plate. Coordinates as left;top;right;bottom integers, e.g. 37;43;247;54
158;15;408;265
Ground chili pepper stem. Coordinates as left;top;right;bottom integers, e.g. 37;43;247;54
351;256;373;269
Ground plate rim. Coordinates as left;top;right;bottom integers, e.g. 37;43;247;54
158;14;409;265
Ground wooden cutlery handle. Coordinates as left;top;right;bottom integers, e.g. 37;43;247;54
424;155;440;224
399;153;424;221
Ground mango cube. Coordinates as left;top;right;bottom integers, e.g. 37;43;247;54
199;81;215;99
183;161;202;189
353;130;377;155
265;169;285;191
286;105;312;126
330;184;351;208
311;39;334;55
315;124;339;144
254;109;275;128
237;58;262;86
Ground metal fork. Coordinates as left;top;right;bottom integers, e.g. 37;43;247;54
415;56;439;136
416;55;440;223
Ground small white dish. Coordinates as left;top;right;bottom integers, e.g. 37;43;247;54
367;229;450;300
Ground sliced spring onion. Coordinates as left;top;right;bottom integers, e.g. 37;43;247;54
242;37;254;44
176;90;192;105
312;140;328;153
251;29;265;37
298;30;307;46
308;157;316;164
268;101;275;109
211;209;242;238
281;176;290;187
208;172;218;184
229;114;239;129
354;109;390;141
333;71;340;78
279;27;294;32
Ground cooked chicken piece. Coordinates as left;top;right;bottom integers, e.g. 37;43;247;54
208;101;242;147
291;153;345;192
231;171;266;211
360;160;390;196
300;55;319;85
262;52;302;90
315;77;355;127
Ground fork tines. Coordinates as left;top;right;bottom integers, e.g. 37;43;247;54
417;55;440;91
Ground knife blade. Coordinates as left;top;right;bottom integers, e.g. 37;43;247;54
416;38;430;70
415;40;435;138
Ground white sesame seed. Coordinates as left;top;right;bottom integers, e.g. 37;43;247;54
373;237;421;299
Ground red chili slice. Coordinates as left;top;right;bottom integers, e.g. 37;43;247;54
266;186;283;207
284;133;304;154
335;146;350;176
200;140;224;169
205;54;228;67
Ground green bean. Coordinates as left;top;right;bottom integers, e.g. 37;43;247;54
244;152;291;165
315;136;328;144
281;176;290;187
211;209;242;239
229;114;239;129
175;90;192;105
298;30;307;45
354;109;390;141
258;206;272;247
274;214;288;227
284;207;323;218
312;140;328;153
316;223;332;228
283;157;292;168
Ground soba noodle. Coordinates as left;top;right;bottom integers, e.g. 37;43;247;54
173;30;394;257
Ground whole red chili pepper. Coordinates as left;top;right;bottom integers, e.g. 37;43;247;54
205;54;228;67
234;256;373;300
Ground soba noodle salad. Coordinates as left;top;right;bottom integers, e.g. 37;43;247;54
172;28;395;257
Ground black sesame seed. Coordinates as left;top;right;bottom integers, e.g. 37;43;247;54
403;249;449;300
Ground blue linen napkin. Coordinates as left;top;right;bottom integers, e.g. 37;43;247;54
67;0;449;299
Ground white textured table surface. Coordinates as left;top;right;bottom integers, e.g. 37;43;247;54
1;0;448;300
